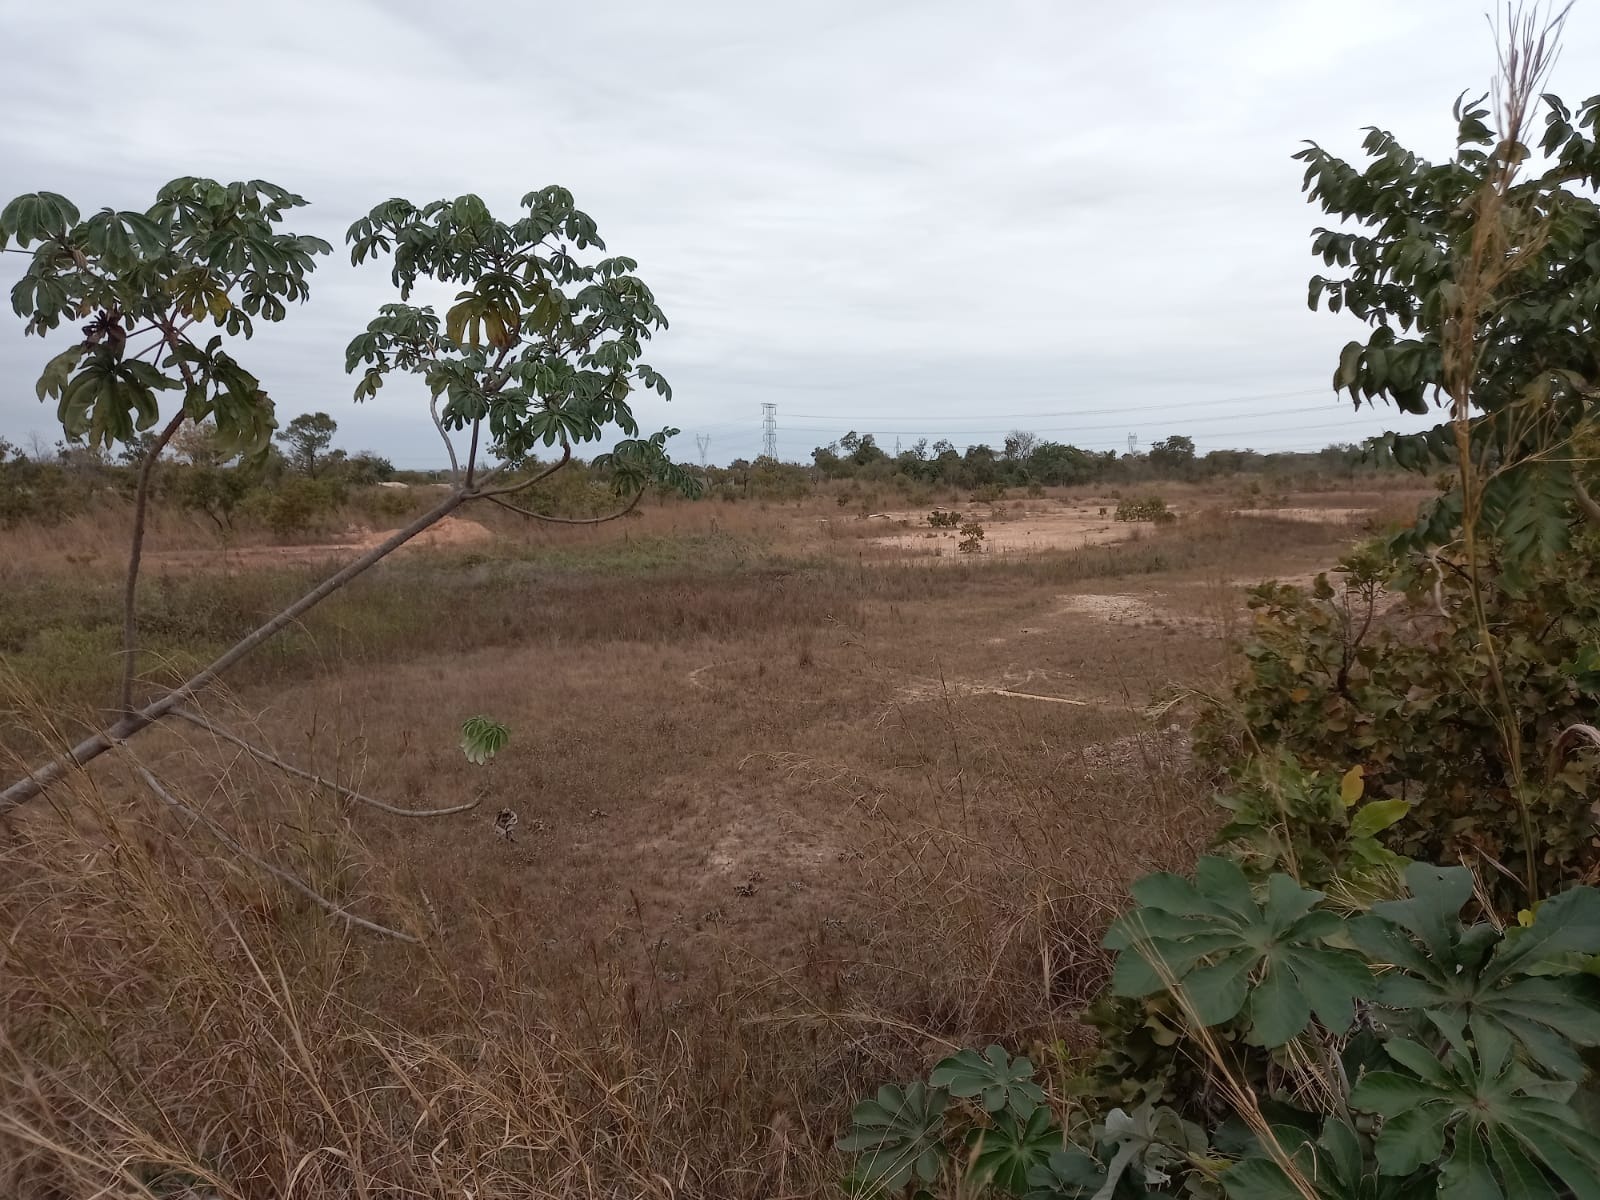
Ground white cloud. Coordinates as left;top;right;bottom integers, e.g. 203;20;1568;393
3;0;1595;464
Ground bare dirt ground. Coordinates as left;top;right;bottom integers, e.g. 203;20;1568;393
114;505;1366;987
863;499;1373;560
864;501;1134;558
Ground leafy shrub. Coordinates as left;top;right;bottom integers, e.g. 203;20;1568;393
169;464;252;532
841;859;1600;1198
958;521;985;553
928;508;961;528
971;483;1006;503
256;477;346;539
1114;497;1173;524
1195;535;1600;908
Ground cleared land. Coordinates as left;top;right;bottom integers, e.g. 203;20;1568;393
0;486;1420;1199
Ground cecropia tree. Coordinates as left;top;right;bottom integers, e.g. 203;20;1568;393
0;180;696;829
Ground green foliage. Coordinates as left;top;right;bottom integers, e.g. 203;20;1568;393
344;188;697;499
1195;537;1600;908
958;521;986;553
1105;858;1371;1048
969;1106;1060;1193
1299;91;1600;566
257;476;344;539
928;508;961;529
276;411;338;476
1213;755;1407;897
1350;864;1600;1081
2;178;331;456
838;1083;948;1195
1115;497;1173;524
1351;1027;1600;1198
458;716;510;766
930;1046;1047;1116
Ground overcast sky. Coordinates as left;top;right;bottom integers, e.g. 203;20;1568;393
3;1;1596;467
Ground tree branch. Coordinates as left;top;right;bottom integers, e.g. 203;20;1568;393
169;708;480;817
463;417;483;489
473;441;572;498
480;487;643;525
1;488;468;814
430;396;460;482
119;409;188;714
134;766;419;942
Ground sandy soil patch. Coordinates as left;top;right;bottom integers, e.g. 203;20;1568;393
867;502;1137;559
1233;506;1371;524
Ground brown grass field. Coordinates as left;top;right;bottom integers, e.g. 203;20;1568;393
0;484;1423;1199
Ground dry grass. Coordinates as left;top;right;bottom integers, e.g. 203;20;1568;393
0;492;1384;1198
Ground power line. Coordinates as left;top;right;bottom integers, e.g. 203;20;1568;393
777;402;1353;437
783;387;1334;424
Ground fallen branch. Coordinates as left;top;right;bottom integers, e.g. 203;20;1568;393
135;765;419;942
170;708;480;817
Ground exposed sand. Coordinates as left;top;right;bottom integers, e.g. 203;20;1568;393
866;502;1138;559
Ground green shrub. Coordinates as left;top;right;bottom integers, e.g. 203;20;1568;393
957;521;985;553
1114;496;1173;523
254;477;346;539
1195;536;1600;909
840;858;1600;1199
927;508;961;528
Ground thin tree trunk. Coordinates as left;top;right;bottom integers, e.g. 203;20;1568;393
0;489;466;814
119;411;188;714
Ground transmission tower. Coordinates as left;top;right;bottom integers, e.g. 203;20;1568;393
1127;432;1138;455
760;403;778;459
695;434;711;467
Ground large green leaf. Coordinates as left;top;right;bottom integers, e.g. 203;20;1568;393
1105;858;1372;1046
837;1082;948;1196
1350;866;1600;1079
1222;1117;1434;1200
967;1106;1061;1193
1351;1028;1600;1199
929;1044;1046;1116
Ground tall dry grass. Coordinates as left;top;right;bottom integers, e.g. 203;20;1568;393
0;502;1362;1198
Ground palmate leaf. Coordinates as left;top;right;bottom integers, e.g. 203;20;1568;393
458;716;509;766
1351;1026;1600;1200
1349;865;1600;1078
1222;1117;1435;1200
929;1044;1046;1116
837;1082;948;1196
1104;858;1372;1046
56;349;182;450
966;1105;1061;1193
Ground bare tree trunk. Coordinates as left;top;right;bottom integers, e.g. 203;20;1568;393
119;411;188;714
0;489;466;814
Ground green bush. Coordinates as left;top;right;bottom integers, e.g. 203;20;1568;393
1195;536;1600;909
927;508;961;528
840;857;1600;1199
1114;496;1173;524
254;477;346;539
